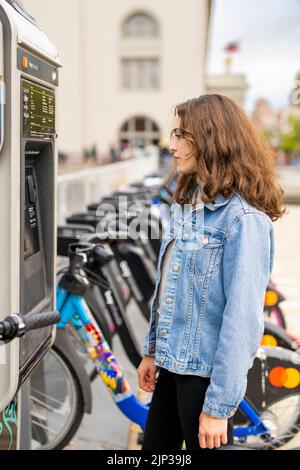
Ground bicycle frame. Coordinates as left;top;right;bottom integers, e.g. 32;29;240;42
56;285;271;440
56;285;149;429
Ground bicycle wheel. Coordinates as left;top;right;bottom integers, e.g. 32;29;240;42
30;344;84;450
235;393;300;449
264;306;287;329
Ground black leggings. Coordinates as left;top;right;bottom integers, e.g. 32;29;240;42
142;367;234;451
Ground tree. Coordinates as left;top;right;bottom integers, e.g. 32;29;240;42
279;115;300;159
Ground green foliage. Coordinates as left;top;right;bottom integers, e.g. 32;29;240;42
279;115;300;156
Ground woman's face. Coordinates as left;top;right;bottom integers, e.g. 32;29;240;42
169;115;197;175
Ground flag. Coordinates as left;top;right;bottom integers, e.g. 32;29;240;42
224;41;240;53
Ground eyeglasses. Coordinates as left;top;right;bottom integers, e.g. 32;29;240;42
170;127;194;144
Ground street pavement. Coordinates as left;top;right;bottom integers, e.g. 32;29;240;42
66;203;300;451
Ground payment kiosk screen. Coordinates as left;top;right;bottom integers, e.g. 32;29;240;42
22;82;55;138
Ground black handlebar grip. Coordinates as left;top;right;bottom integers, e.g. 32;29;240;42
22;311;61;332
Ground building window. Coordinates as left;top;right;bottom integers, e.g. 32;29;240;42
120;12;161;91
122;58;160;90
122;13;159;38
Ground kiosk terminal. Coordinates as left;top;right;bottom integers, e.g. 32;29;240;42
0;0;61;449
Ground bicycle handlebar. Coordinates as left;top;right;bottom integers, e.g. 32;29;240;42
23;311;61;331
0;311;60;343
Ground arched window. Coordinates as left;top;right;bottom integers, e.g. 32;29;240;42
122;13;159;37
119;116;161;148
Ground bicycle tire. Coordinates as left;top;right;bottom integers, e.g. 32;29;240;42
30;344;85;450
236;393;300;450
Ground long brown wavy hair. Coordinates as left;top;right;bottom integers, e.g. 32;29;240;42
167;94;285;222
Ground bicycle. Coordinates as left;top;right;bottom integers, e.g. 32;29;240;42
29;241;300;450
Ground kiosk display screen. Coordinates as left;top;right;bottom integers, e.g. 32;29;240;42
22;82;56;138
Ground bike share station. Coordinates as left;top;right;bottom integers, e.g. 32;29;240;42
0;0;61;450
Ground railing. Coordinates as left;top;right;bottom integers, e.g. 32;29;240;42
57;153;159;224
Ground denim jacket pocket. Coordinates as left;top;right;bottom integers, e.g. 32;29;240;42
186;228;226;278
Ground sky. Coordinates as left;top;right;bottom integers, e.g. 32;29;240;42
207;0;300;113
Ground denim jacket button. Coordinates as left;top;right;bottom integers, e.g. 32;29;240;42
161;329;168;337
166;298;173;305
203;237;209;245
173;265;180;273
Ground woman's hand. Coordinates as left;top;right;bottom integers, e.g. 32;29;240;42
137;356;158;392
198;411;228;449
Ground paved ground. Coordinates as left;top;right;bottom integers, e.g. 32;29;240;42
66;203;300;451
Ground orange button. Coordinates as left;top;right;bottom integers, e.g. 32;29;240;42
22;56;28;68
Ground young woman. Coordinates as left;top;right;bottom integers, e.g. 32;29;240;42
137;94;285;450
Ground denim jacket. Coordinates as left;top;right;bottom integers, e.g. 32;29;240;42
143;191;275;419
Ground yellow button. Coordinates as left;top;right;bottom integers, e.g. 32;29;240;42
203;237;209;245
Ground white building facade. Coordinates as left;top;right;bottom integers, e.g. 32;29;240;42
206;73;249;108
21;0;211;156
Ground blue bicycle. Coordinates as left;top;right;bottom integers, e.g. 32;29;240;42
30;241;300;450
